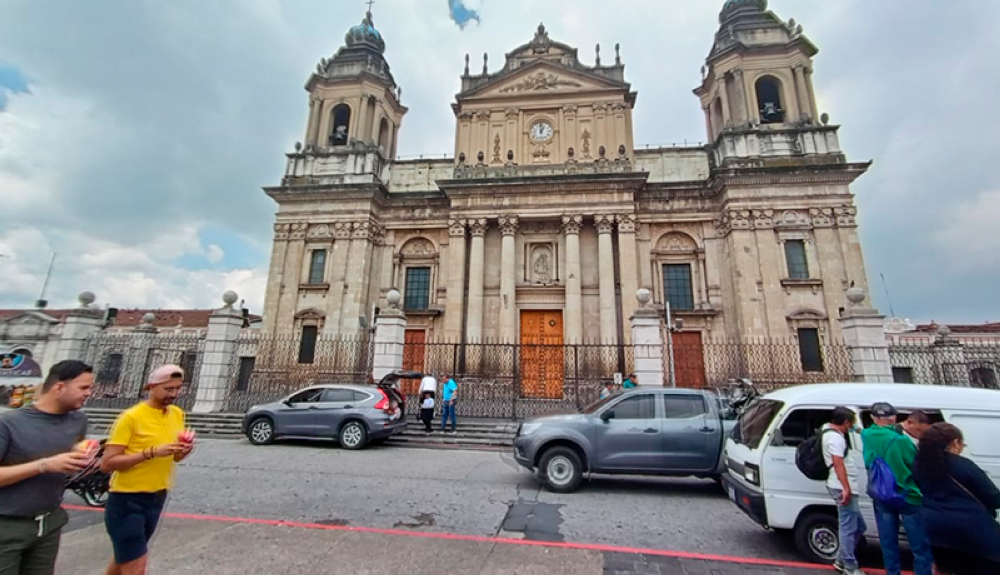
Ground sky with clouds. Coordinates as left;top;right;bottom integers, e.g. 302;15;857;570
0;0;997;324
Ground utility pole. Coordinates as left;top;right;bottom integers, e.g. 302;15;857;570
36;252;57;309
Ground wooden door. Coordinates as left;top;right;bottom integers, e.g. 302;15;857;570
671;331;706;389
520;311;564;399
402;330;426;394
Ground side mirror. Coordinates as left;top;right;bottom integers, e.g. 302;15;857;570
600;410;615;422
282;399;293;407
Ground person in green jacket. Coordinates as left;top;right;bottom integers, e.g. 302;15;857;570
861;402;933;575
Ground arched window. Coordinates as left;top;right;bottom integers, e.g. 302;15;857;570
755;76;785;124
378;118;391;152
330;104;351;146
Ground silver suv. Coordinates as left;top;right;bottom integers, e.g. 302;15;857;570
242;373;412;449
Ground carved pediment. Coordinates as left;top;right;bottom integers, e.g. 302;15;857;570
461;61;627;100
655;232;698;252
399;237;436;256
0;312;60;327
294;308;326;320
787;308;828;321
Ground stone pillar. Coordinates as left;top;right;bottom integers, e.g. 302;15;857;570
631;289;665;388
717;75;732;126
465;219;488;342
372;293;407;381
275;222;307;331
733;69;749;125
55;292;104;362
304;98;319;147
498;215;519;343
340;220;379;334
838;288;893;383
323;223;352;335
793;65;812;122
805;67;820;125
443;219;467;341
317;100;334;148
262;224;290;335
562;215;584;344
595;215;618;345
617;214;639;344
193;292;244;414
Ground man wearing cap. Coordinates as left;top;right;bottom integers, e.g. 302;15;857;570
861;402;933;575
100;365;192;575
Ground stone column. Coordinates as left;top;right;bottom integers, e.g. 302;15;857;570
275;222;307;331
617;214;640;344
805;67;820;125
631;289;665;388
372;294;407;381
717;75;732;126
262;224;290;335
55;292;104;362
498;215;519;343
562;215;584;344
733;69;749;125
304;98;319;147
317;100;334;148
838;288;893;383
340;220;379;334
444;219;467;341
323;223;353;335
465;219;488;342
793;65;812;122
595;215;618;345
193;291;244;413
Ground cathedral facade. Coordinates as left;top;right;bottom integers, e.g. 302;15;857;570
261;0;871;357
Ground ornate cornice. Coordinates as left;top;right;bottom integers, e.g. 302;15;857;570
561;215;583;235
289;222;308;241
274;223;291;241
715;204;859;236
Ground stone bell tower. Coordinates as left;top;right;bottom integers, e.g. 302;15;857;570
694;0;841;167
300;9;407;159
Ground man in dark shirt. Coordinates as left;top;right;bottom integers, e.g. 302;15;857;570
0;360;93;575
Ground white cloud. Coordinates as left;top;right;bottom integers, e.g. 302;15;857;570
934;190;1000;269
205;244;225;264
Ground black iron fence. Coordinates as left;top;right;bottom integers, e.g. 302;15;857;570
667;337;855;392
400;341;632;419
224;333;373;412
888;338;1000;388
81;332;205;410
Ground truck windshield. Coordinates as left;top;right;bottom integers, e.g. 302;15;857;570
733;399;783;449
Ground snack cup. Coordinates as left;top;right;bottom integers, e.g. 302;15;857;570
75;439;99;463
178;429;197;445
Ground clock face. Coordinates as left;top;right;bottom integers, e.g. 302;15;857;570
529;122;554;142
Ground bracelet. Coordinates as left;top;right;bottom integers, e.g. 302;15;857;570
38;459;48;474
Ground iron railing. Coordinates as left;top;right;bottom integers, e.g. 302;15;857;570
888;338;1000;389
81;332;205;410
399;341;632;419
666;338;855;392
223;333;373;412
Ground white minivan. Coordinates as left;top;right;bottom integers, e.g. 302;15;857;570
721;383;1000;564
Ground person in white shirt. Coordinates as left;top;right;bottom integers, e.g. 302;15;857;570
419;393;435;432
418;374;437;399
822;406;868;575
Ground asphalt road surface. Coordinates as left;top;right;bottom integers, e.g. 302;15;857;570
65;437;798;563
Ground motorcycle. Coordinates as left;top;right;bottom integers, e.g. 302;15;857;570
723;378;760;418
65;438;111;508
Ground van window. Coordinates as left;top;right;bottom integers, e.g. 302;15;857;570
859;409;945;429
774;408;836;447
733;399;783;449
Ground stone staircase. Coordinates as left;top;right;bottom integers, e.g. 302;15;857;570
83;409;517;449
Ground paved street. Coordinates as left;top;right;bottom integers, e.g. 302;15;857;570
58;438;835;574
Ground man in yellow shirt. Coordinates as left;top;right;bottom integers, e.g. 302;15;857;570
99;365;192;575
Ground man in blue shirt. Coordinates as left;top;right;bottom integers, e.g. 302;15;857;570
441;377;458;432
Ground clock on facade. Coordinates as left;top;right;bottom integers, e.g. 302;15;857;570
529;121;554;142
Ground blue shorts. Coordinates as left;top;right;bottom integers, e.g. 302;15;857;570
104;491;167;564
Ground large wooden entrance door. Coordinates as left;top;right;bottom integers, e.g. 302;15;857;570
402;329;426;394
520;311;564;399
672;331;707;389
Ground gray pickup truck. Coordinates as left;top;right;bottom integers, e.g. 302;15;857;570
512;388;737;492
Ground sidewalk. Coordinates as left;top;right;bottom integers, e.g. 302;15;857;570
57;509;832;575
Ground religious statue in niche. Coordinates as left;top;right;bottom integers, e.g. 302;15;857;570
581;129;592;159
532;247;553;284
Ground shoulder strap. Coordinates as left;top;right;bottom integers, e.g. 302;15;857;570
950;474;988;510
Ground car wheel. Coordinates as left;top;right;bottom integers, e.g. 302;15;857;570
247;417;275;445
538;446;583;493
339;421;368;450
793;511;839;564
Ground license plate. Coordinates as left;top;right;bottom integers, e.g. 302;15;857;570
728;486;737;502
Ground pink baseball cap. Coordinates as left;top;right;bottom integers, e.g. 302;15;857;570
148;364;185;386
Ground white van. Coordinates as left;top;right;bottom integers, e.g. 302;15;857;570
721;383;1000;564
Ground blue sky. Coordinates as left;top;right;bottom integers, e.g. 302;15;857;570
0;1;998;325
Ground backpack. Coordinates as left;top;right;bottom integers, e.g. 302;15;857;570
866;435;907;510
795;428;843;481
